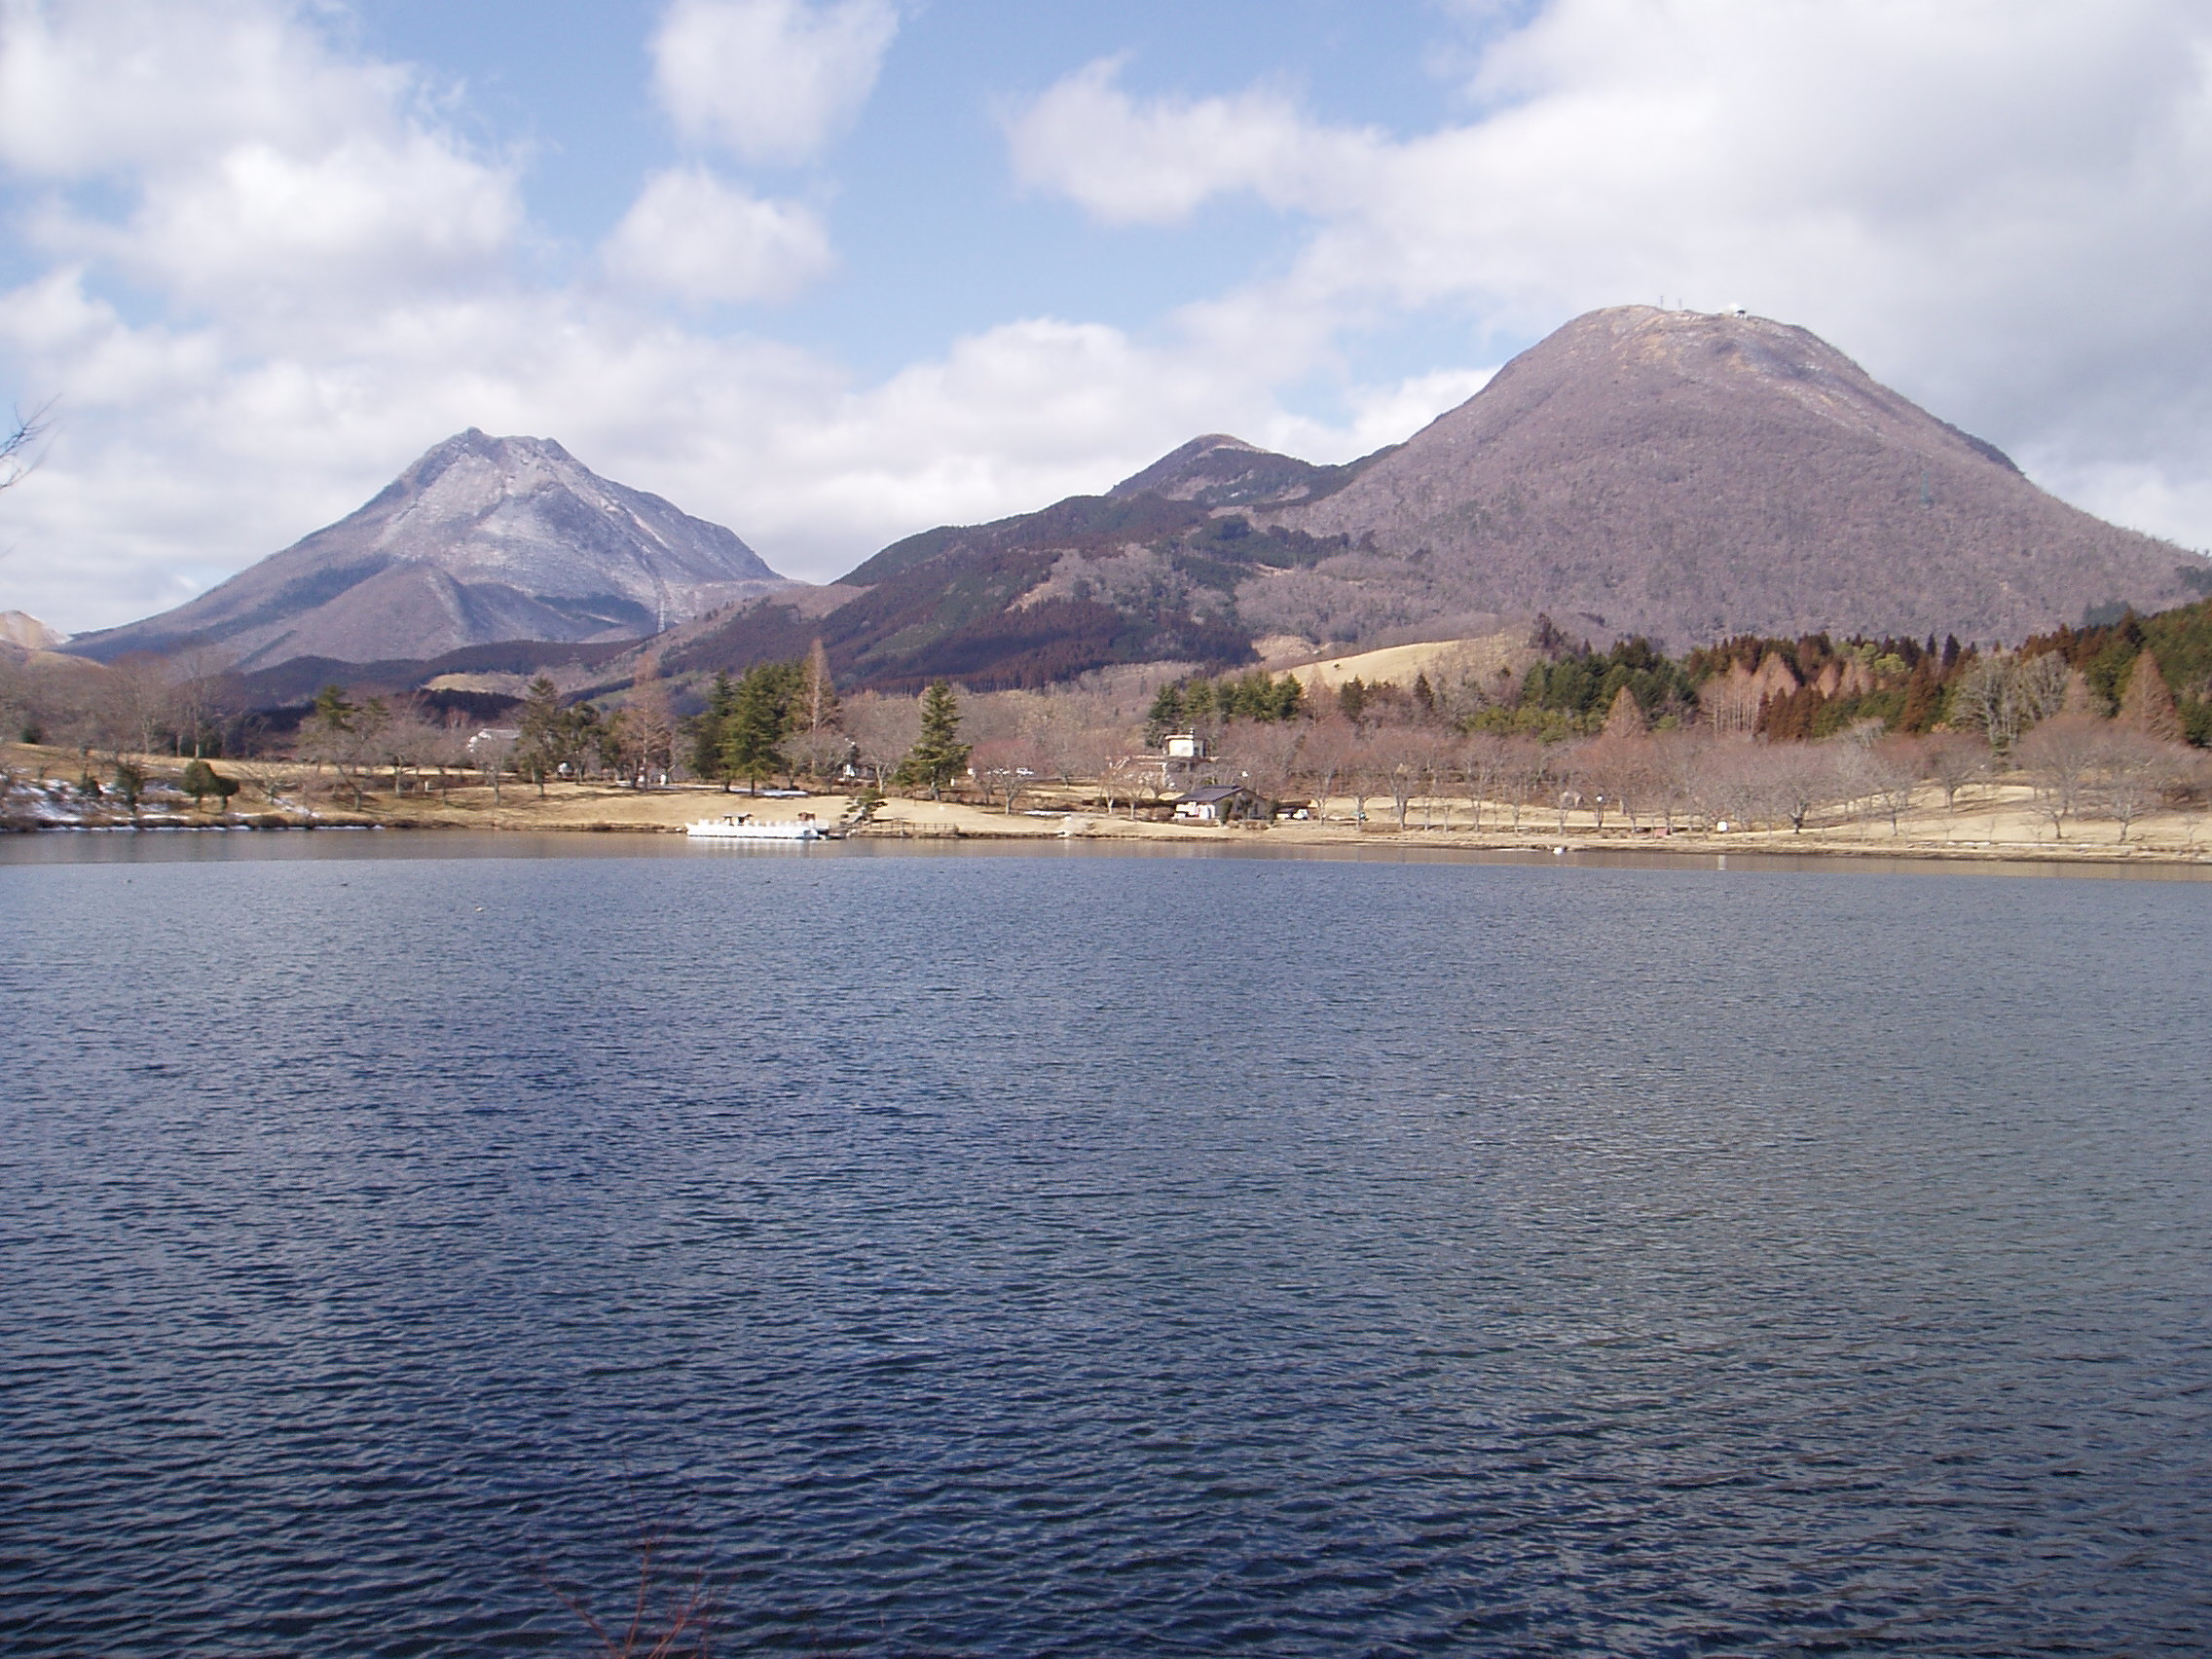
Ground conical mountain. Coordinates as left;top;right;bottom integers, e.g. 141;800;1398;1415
1255;306;2209;645
68;430;788;669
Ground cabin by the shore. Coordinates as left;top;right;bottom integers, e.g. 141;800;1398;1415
1172;784;1266;823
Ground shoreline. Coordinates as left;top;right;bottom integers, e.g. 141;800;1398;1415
9;743;2208;871
10;804;2211;874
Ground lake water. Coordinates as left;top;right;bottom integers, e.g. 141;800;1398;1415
3;835;2208;1656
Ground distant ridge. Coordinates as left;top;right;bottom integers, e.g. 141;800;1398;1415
62;309;2212;698
667;307;2210;692
66;430;790;670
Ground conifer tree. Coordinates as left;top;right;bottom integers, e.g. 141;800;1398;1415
1144;682;1184;746
693;671;738;788
1600;683;1647;738
180;757;239;808
902;680;970;800
517;676;566;797
722;663;792;793
2119;650;2183;742
312;683;356;731
1899;658;1942;732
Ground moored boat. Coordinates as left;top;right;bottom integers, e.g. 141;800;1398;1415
685;812;825;842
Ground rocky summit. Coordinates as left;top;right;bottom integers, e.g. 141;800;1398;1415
65;430;789;670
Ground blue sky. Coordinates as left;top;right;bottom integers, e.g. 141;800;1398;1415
7;0;2212;634
338;1;1514;392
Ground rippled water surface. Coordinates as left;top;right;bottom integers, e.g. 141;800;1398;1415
3;837;2208;1656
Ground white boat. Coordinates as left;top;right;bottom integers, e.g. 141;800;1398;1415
685;811;826;842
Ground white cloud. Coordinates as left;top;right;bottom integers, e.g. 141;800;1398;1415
601;168;834;305
60;133;520;313
1;0;524;327
1276;368;1499;463
1007;0;2212;549
650;0;898;165
1004;57;1376;226
0;0;401;177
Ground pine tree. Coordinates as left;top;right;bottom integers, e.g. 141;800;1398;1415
2119;650;2184;742
902;680;971;800
693;671;738;788
722;664;792;793
311;683;355;731
1144;682;1184;746
181;757;212;806
111;758;145;817
517;676;566;796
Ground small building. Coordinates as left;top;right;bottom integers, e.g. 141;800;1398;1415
466;726;522;756
1163;733;1206;759
1172;785;1264;823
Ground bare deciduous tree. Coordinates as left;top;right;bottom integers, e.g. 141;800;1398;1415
1921;731;1990;817
1297;715;1358;820
970;732;1043;813
1458;731;1506;831
0;404;51;494
843;691;921;794
1098;752;1151;819
1374;726;1438;828
2015;713;2103;839
158;645;238;757
1772;742;1851;832
372;701;444;796
620;676;678;786
2095;727;2184;842
93;653;171;761
1494;735;1549;830
1227;719;1306;814
424;715;473;797
470;727;516;803
1651;730;1707;832
1948;651;2071;750
1694;741;1773;831
1578;733;1659;830
1853;736;1922;836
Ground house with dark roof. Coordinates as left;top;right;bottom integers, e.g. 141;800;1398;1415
1171;784;1265;823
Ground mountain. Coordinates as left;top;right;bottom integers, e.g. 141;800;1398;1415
65;430;789;669
1106;433;1378;508
658;463;1370;692
0;611;62;650
667;307;2211;694
1254;307;2210;645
